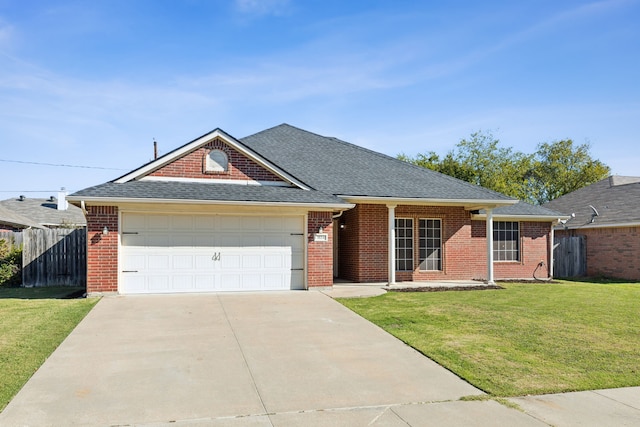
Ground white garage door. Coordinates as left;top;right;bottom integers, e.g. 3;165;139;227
120;213;305;294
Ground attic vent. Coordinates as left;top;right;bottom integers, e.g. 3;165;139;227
205;149;228;173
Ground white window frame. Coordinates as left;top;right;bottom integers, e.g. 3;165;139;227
395;218;414;271
493;221;520;262
419;218;442;271
205;149;229;172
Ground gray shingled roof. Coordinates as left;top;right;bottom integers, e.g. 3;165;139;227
0;197;85;227
72;181;348;205
492;201;564;217
241;124;515;202
543;176;640;228
0;204;45;229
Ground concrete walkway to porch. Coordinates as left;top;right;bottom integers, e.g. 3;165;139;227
323;280;493;298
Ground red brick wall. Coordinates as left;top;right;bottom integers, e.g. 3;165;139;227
337;204;388;282
472;221;551;280
337;203;552;282
149;138;281;182
86;206;118;294
557;226;640;281
307;211;334;288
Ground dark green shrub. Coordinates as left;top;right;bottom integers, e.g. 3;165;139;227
0;239;22;287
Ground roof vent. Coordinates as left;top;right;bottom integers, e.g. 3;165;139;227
49;196;56;202
19;195;25;201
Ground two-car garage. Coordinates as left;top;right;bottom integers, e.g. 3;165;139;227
119;213;305;294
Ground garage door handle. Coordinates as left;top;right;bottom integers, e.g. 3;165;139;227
122;270;138;273
291;268;304;271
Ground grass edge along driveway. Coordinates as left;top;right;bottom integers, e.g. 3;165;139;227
0;287;99;411
339;281;640;397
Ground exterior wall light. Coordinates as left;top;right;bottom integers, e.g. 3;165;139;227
102;226;109;235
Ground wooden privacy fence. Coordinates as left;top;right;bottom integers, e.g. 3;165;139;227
553;235;586;278
22;228;86;287
0;231;23;249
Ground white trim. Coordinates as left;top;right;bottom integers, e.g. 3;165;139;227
304;213;309;290
387;204;396;285
114;129;312;191
486;208;495;285
139;176;292;187
68;196;353;211
560;221;640;230
472;213;567;222
338;195;518;208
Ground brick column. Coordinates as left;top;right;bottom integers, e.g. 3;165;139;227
86;206;118;294
307;211;333;289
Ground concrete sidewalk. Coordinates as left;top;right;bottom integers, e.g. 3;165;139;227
1;291;638;426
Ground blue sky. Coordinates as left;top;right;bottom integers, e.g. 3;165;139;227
1;0;639;199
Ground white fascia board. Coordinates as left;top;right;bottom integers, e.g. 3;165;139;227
139;176;292;187
114;129;311;191
560;221;640;230
338;195;518;208
68;196;354;211
472;213;569;222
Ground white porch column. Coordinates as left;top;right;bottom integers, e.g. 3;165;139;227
388;204;397;285
486;208;495;285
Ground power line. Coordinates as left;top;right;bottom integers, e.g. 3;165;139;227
0;158;127;170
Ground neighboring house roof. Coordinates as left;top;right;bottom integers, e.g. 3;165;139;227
0;197;86;228
543;176;640;229
0;204;45;230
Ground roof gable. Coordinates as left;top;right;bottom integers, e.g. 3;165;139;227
115;128;311;190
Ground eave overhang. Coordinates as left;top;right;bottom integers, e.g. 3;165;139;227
337;195;518;209
67;195;354;212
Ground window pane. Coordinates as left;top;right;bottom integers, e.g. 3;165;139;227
493;221;519;262
419;219;441;271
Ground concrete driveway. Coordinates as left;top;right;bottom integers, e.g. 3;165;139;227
0;292;547;426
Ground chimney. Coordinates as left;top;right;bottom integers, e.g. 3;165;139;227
57;187;68;211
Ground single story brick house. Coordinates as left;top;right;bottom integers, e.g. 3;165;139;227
68;124;563;295
544;175;640;281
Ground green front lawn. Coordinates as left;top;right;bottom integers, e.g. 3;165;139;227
0;287;99;411
339;281;640;396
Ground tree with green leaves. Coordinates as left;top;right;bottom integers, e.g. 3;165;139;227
527;140;610;205
399;131;610;204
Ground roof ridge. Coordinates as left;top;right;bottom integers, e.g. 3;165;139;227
244;123;516;201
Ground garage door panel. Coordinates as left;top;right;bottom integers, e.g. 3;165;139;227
242;254;261;269
172;275;194;290
194;275;216;290
147;215;171;230
120;213;305;294
172;255;193;269
172;215;193;230
148;276;170;290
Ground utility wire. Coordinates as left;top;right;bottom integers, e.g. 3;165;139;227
0;158;127;170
